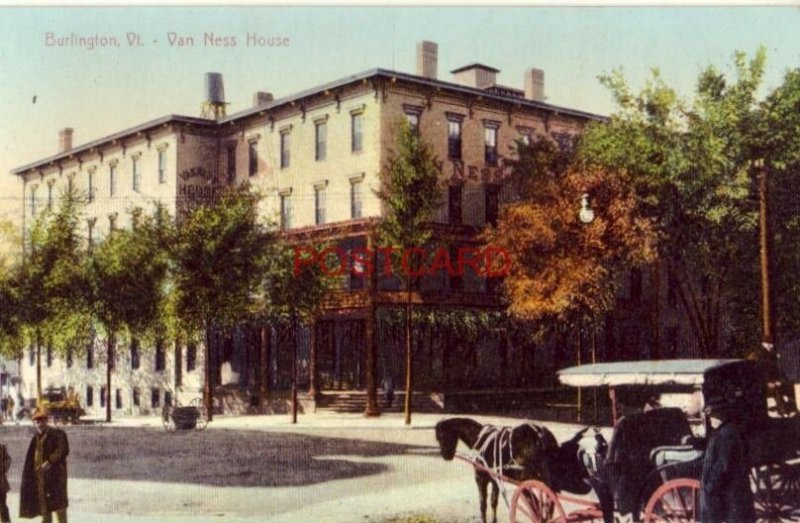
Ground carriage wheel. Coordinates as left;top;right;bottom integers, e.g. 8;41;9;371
161;404;176;433
509;480;567;523
751;462;800;522
189;397;209;431
643;478;700;522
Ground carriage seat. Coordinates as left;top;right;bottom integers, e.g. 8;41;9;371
650;445;703;468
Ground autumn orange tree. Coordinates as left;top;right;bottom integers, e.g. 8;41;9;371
486;135;656;330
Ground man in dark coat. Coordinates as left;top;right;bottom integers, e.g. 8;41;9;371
699;403;756;523
20;408;69;523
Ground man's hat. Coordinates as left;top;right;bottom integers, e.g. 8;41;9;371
31;407;49;420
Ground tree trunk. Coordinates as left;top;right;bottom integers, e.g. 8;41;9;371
174;338;183;390
35;330;42;404
204;325;214;422
106;331;114;423
291;312;298;424
403;280;413;425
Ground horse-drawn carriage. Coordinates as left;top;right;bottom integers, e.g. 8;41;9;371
437;359;800;522
161;398;209;432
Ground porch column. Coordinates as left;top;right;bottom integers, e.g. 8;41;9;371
308;321;320;399
260;325;271;397
364;234;380;417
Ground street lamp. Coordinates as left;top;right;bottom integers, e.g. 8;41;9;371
578;193;598;423
579;193;595;225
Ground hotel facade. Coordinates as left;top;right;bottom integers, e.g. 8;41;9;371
10;41;659;417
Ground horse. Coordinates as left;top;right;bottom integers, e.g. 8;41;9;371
435;417;596;523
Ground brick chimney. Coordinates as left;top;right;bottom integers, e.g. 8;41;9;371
451;64;499;89
253;91;274;107
524;68;545;102
59;128;74;153
416;41;438;79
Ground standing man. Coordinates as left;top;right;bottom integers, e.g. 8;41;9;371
0;435;11;523
19;408;69;523
699;399;756;523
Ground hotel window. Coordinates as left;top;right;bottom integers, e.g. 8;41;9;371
226;144;236;182
350;179;363;219
447;114;463;160
29;186;37;217
248;140;258;177
484;122;499;165
449;185;463;225
47;182;54;212
315;120;327;161
404;105;422;133
88;170;95;202
109;163;117;196
100;386;106;408
151;388;160;409
165;391;173;407
130;338;140;370
158;148;167;184
485;185;499;227
87;219;96;249
351;112;363;152
155;339;166;371
133;387;140;407
132;156;141;192
87;342;94;369
86;386;94;407
314;184;327;225
280;130;291;169
186;343;197;372
46;343;52;367
115;389;122;409
280;192;293;230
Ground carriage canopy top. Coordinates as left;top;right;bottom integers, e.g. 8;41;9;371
558;359;741;387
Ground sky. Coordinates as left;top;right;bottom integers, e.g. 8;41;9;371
0;5;799;232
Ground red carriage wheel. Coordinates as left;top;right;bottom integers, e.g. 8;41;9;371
643;478;700;522
509;480;567;523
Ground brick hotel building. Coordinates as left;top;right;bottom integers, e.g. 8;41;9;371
10;41;614;417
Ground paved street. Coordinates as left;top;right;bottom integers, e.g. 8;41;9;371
0;413;599;523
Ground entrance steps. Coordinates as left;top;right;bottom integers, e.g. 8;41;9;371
316;390;443;414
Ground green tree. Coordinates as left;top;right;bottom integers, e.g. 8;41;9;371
86;206;171;422
0;217;22;358
14;190;88;401
751;67;800;346
578;50;767;357
376;120;442;425
256;241;334;423
170;185;271;422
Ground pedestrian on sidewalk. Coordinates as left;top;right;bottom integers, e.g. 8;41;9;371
382;374;395;408
699;399;755;523
5;398;14;424
20;408;69;523
0;436;11;523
